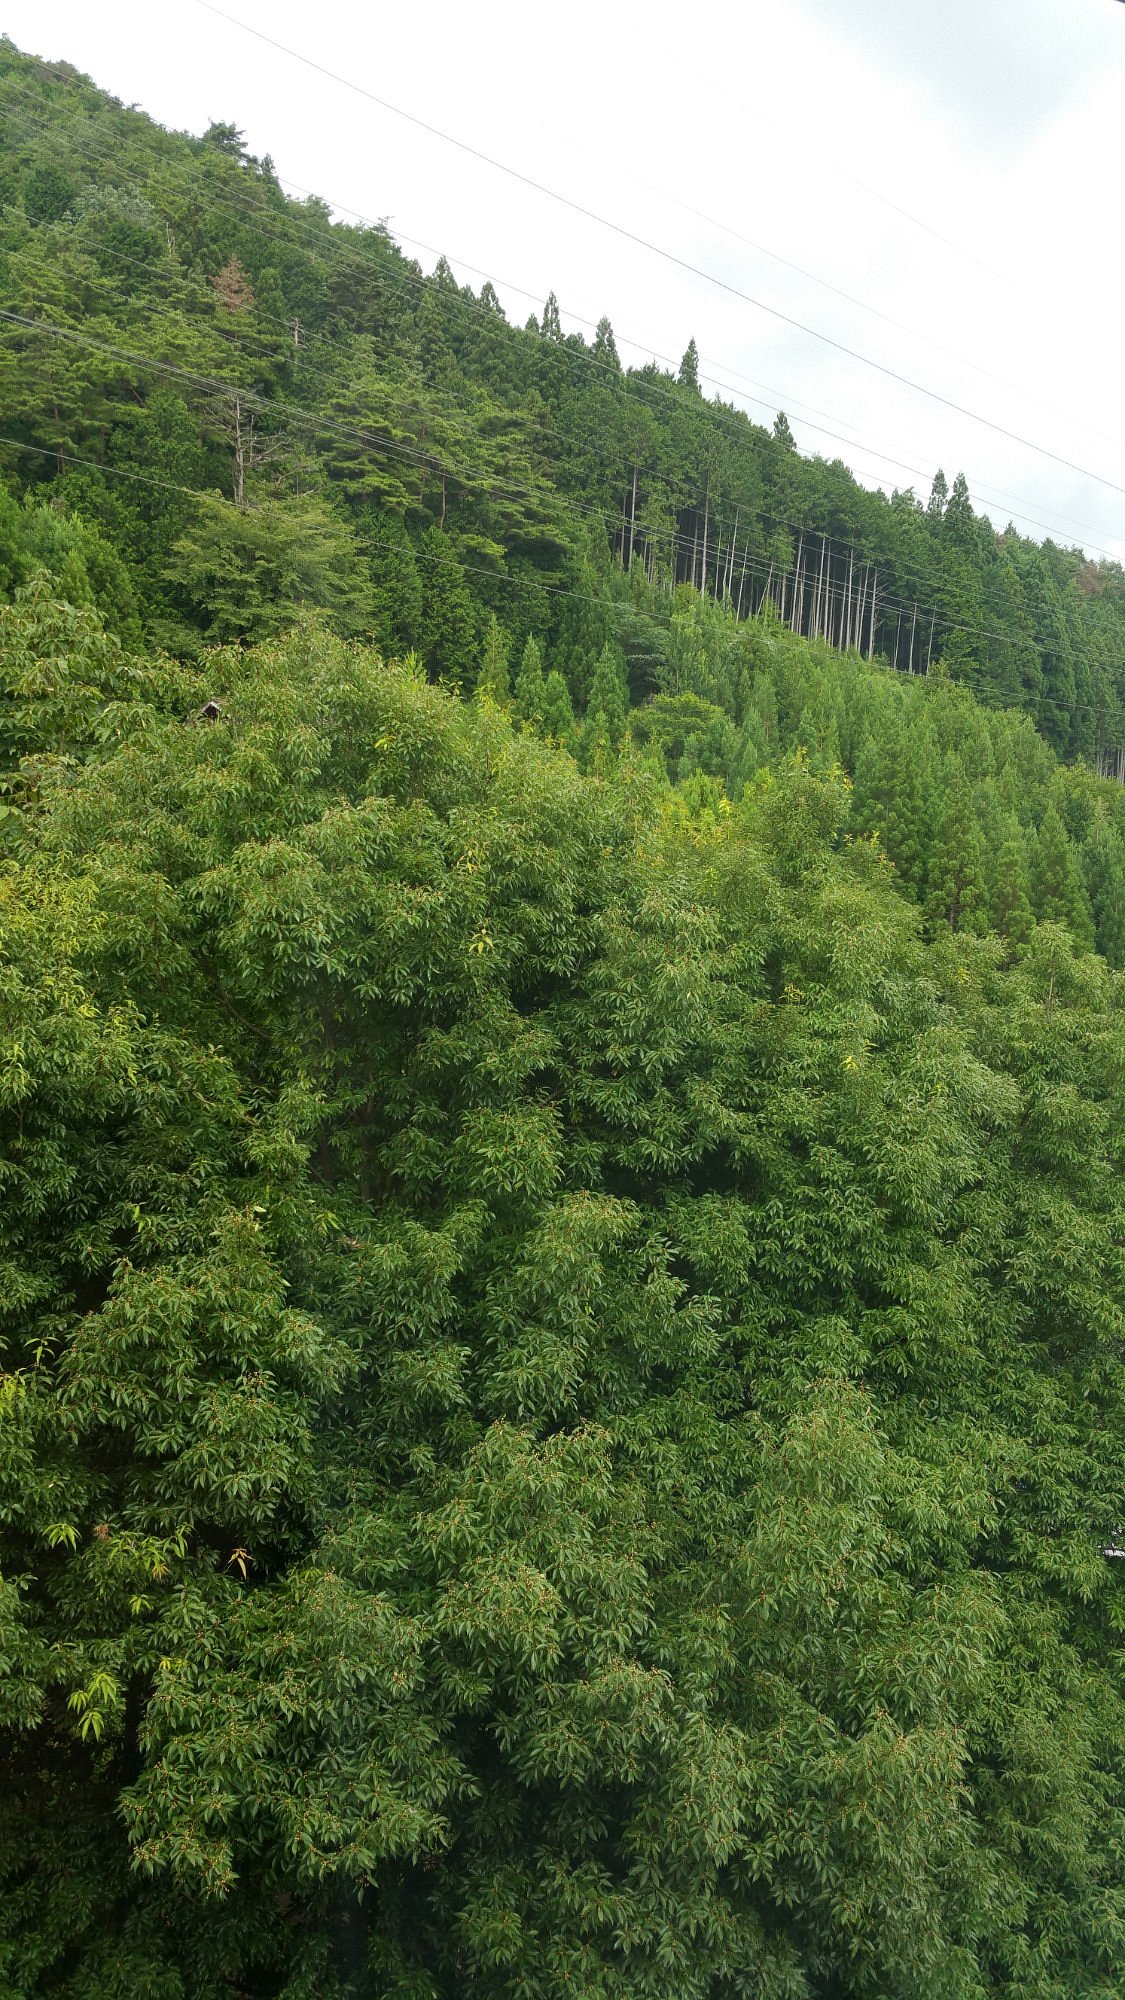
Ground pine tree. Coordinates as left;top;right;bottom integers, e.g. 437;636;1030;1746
364;512;424;654
678;338;701;392
583;641;629;746
592;316;621;372
1032;802;1095;948
989;817;1036;952
580;702;614;775
927;468;949;522
513;632;546;727
416;275;461;389
924;774;987;933
551;570;611;709
772;410;796;450
466;284;520;400
540;667;576;745
418;528;478;687
541;290;563;341
852;721;931;901
943;472;978;554
476;612;511;704
1083;809;1125;967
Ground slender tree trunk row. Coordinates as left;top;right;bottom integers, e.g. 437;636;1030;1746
624;507;1125;778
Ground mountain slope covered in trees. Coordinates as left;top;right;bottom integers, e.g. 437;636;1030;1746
2;34;1125;766
2;37;1125;2000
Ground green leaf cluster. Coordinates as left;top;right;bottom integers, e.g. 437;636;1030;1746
1;610;1124;1996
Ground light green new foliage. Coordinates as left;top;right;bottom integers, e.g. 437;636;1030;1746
165;493;374;644
1;607;1125;2000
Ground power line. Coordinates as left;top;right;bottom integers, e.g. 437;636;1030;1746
3;297;1113;684
381;226;1120;560
687;76;1021;296
2;79;1122;699
1;279;1118;698
193;0;1125;502
0;432;1050;727
5;420;1121;736
632;175;1125;462
2;74;1118;560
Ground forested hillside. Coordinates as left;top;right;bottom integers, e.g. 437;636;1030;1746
2;34;1125;765
2;35;1125;2000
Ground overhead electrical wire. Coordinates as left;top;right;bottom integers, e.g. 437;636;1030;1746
377;222;1120;559
6;426;1119;734
1;90;1116;570
3;296;1113;677
2;71;1123;704
2;36;1026;310
1;75;1118;558
632;175;1125;460
691;75;1054;305
3;294;1120;732
190;0;1125;501
1;110;1118;645
2;124;1120;664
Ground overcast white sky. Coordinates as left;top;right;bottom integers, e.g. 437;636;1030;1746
7;0;1125;560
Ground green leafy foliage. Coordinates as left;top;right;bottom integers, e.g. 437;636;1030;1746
0;613;1123;1997
2;38;1125;1999
3;32;1125;769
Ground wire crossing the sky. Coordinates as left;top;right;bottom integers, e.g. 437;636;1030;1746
2;73;1117;557
195;0;1125;501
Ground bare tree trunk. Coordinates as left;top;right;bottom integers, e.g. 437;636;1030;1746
791;536;804;633
868;570;878;657
232;395;246;508
816;536;828;640
700;482;710;594
627;462;638;570
811;538;820;638
844;546;855;650
907;602;918;674
925;610;937;673
736;545;748;619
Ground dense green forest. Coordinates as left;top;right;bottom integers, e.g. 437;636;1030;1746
4;35;1125;764
2;36;1125;2000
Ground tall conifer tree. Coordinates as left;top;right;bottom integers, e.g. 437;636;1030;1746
924;773;987;933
